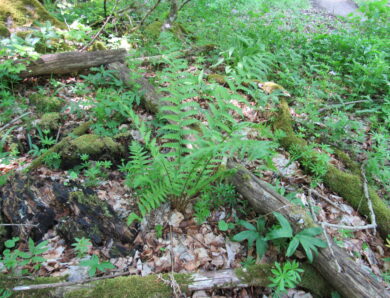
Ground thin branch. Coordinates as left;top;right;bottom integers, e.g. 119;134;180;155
0;112;32;132
321;223;342;273
318;100;369;113
361;165;377;235
79;0;120;52
306;187;344;212
318;221;376;231
13;271;131;291
128;0;163;33
0;223;38;227
178;0;193;11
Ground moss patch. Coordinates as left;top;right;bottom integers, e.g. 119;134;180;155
207;74;227;85
0;0;65;31
0;21;9;36
0;274;66;298
144;20;188;39
60;134;124;168
273;99;390;237
39;112;61;131
30;94;63;113
65;274;191;298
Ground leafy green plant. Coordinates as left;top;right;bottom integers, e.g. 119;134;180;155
0;237;48;275
80;255;115;277
232;218;268;259
240;256;256;268
72;237;92;258
155;224;164;239
269;260;303;295
286;227;327;263
218;220;235;231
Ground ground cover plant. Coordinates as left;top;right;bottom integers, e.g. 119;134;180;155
0;0;389;297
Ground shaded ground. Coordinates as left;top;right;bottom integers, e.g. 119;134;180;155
311;0;358;16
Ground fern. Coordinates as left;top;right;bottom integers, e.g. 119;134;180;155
126;59;278;224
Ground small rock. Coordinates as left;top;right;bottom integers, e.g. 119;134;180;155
66;264;90;282
192;290;210;298
169;211;184;227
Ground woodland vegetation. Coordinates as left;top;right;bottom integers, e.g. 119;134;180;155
0;0;389;297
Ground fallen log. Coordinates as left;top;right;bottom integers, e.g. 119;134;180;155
8;264;329;297
20;49;128;77
228;162;389;298
19;46;215;78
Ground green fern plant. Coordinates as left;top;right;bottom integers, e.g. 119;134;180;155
124;59;277;224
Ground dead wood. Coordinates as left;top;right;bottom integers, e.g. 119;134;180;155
18;46;215;78
0;174;135;257
19;49;128;77
228;162;389;298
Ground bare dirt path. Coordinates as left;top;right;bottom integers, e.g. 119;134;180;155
311;0;359;16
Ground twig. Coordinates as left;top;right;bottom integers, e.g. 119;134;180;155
139;0;163;27
361;165;377;235
0;112;32;132
321;223;342;273
79;0;120;52
13;271;131;291
318;100;369;113
178;0;193;11
306;187;343;212
318;222;376;231
55;125;62;143
0;223;38;227
307;189;318;222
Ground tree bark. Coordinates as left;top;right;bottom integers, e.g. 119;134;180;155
228;162;389;298
20;49;128;77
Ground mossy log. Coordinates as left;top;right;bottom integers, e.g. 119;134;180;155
8;264;328;297
273;99;390;237
0;174;135;256
228;162;388;298
26;121;92;172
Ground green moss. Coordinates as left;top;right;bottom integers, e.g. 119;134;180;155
68;134;122;157
39;112;61;131
0;21;9;36
0;274;66;297
60;134;124;168
0;0;65;30
91;41;107;51
235;264;330;297
333;148;361;175
65;274;191;298
70;191;112;218
235;264;271;286
273;99;390;237
144;20;188;39
207;74;227;85
300;263;333;297
30;94;63;113
325;165;390;236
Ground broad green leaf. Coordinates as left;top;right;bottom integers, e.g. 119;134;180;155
266;212;293;240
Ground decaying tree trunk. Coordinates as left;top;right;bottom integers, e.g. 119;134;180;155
228;162;389;298
0;174;136;257
18;46;215;78
19;49;128;77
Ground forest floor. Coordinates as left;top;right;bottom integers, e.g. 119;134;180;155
0;0;389;297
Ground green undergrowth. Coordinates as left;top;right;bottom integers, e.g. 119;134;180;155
274;99;390;237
